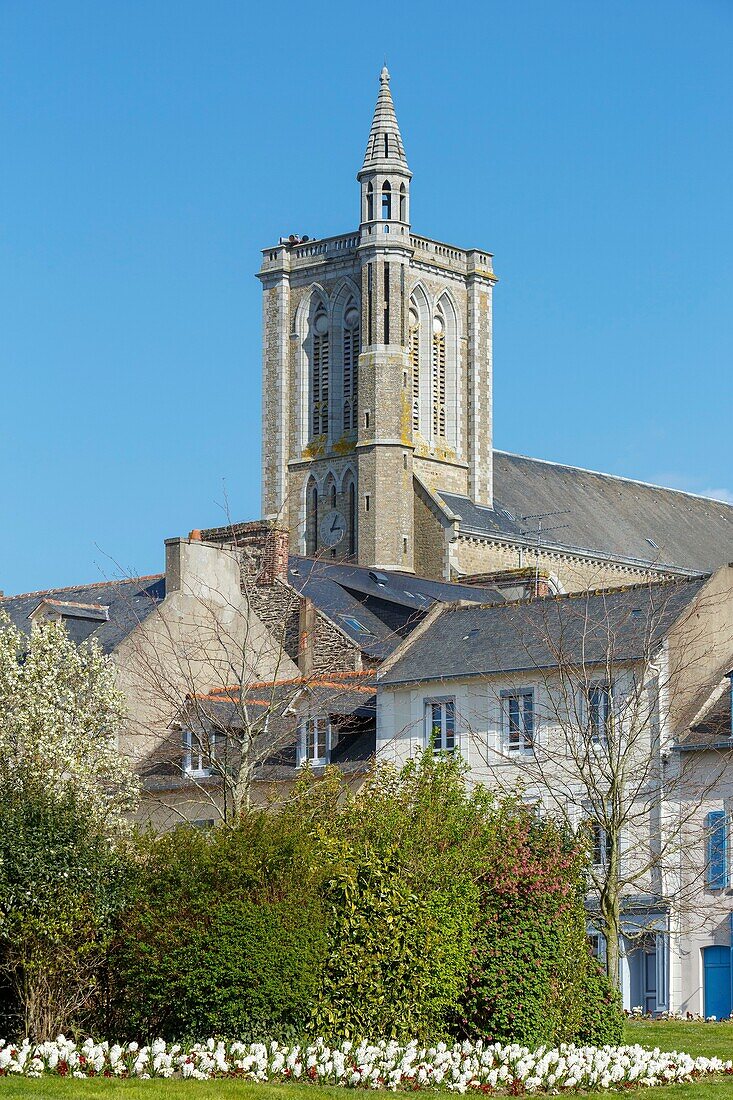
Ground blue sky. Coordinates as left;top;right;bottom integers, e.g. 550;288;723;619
1;0;731;595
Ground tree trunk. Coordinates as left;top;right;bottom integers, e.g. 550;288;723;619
600;846;622;988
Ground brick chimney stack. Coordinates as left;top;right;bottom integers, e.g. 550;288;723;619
199;520;290;587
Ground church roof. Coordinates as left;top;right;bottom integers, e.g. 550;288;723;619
439;451;733;575
360;66;410;175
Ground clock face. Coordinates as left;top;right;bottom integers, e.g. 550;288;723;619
320;508;346;547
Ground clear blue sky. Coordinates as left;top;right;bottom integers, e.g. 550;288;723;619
2;0;731;595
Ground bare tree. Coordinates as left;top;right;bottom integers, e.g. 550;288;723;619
110;515;384;825
379;569;733;991
462;574;733;987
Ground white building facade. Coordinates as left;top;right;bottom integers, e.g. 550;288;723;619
375;569;733;1016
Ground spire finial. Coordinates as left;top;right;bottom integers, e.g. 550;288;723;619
359;65;410;175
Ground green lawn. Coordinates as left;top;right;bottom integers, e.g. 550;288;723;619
3;1022;733;1099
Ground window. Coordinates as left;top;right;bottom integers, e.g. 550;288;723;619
339;614;370;635
432;311;446;438
299;716;330;766
342;300;360;430
384;133;389;158
408;306;420;432
366;182;374;221
706;810;728;890
403;536;408;555
399;183;406;221
502;690;534;752
311;305;329;436
182;728;218;777
364;494;370;512
587;682;612;744
381;180;391;220
591;821;612;868
425;698;456;754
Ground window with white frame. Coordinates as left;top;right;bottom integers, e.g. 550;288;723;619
298;716;331;766
425;698;456;754
182;728;218;777
705;809;729;890
501;689;534;752
590;820;612;868
586;681;612;744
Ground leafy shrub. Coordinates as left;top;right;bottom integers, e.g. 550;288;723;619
311;842;477;1041
457;809;592;1047
0;773;127;1040
573;964;624;1045
105;818;326;1040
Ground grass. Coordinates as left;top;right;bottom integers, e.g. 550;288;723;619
3;1022;733;1099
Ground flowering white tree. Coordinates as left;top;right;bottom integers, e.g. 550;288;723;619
0;612;139;828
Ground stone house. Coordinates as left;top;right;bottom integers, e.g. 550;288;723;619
375;564;733;1016
1;520;515;826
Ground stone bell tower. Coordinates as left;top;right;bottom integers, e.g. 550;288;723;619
354;67;415;572
257;68;496;573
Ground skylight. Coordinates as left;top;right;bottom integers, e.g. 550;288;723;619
339;615;372;635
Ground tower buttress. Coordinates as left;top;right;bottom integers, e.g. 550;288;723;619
355;68;416;572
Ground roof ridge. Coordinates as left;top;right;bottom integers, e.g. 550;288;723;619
445;574;707;614
206;670;375;694
1;573;164;602
494;449;733;509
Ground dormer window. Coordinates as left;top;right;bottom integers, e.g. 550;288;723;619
29;598;110;642
298;716;330;766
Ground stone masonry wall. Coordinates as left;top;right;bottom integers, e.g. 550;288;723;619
452;537;674;593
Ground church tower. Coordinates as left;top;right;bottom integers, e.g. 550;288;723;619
258;69;496;572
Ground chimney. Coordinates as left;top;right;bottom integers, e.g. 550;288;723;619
199;520;290;587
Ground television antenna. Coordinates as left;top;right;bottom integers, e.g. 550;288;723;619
518;511;571;597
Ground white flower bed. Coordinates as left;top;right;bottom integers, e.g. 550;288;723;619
0;1036;730;1090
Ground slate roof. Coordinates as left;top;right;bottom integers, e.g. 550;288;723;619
677;679;733;750
0;575;166;651
286;555;506;659
194;671;377;726
379;576;707;687
440;451;733;574
186;672;377;778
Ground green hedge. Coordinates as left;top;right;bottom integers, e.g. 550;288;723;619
43;752;622;1048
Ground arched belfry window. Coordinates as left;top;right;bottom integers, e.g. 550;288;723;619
399;183;406;222
381;181;391;220
408;305;420;433
311;304;329;437
306;477;318;556
366;182;374;221
432;308;446;439
342;299;360;431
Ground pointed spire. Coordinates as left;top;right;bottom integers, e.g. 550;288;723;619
360;66;410;175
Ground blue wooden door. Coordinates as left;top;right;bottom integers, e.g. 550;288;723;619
704;946;731;1020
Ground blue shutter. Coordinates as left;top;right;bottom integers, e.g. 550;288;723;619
707;811;728;890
